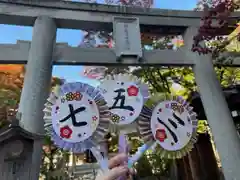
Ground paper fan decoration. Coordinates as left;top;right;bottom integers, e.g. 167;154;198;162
43;82;110;153
98;74;149;132
138;94;198;159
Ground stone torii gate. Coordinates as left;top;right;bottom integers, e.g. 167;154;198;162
1;1;240;179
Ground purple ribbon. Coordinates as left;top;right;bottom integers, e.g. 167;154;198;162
118;133;129;180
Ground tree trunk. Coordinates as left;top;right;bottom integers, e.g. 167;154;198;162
188;147;201;180
197;133;220;180
169;160;178;180
175;133;220;180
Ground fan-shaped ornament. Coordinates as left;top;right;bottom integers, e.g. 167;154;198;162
43;82;110;170
138;94;198;159
98;74;149;132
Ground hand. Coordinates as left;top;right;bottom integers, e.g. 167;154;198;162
95;153;133;180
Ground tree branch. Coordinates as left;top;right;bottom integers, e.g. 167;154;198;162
156;69;171;93
145;68;162;92
219;67;225;84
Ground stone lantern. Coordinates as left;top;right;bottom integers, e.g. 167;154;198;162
0;117;43;180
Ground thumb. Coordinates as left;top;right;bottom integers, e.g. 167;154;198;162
104;166;129;180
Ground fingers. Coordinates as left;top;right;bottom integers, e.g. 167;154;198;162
104;166;129;180
108;153;128;169
129;168;136;175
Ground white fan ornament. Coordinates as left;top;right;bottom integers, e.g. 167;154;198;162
98;74;149;132
138;95;198;159
43;82;110;153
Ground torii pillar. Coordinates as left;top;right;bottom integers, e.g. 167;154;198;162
184;27;240;180
18;16;56;179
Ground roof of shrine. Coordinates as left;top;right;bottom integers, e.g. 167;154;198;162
0;118;43;142
190;85;240;120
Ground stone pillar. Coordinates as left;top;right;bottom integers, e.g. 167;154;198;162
183;27;240;180
18;16;56;179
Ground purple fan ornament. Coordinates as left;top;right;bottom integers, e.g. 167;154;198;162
44;82;110;171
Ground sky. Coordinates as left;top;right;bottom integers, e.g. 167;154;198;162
0;0;198;86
